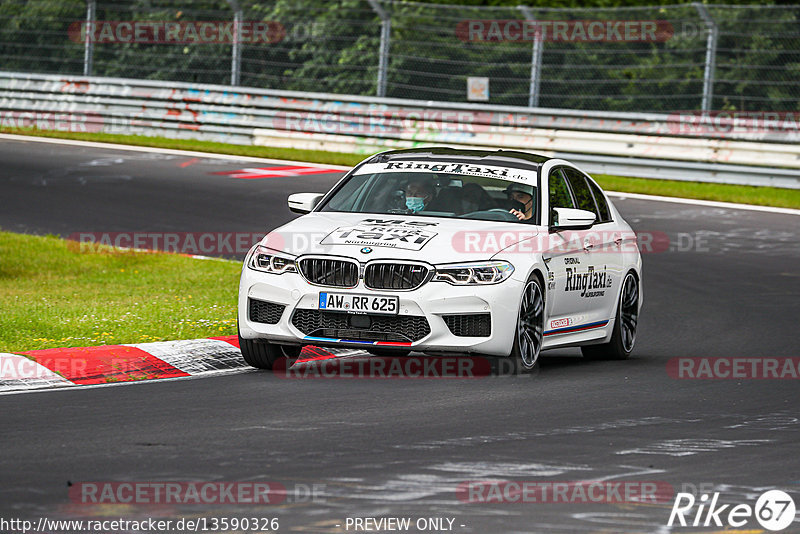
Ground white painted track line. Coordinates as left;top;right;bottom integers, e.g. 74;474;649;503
2;133;797;215
607;191;800;216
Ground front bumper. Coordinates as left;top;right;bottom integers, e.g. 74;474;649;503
238;266;523;357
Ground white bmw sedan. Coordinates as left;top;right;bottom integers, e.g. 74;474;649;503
238;148;642;373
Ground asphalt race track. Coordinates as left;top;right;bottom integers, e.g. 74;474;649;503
1;137;799;533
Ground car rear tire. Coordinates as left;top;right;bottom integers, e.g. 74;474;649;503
238;326;301;369
581;271;639;361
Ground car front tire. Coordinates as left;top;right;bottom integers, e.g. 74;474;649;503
501;274;544;374
238;325;301;369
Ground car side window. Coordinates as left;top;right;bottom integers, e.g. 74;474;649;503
548;168;574;225
563;168;599;218
586;177;612;223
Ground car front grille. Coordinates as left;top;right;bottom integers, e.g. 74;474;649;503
249;299;286;325
291;309;431;342
442;313;492;337
298;257;359;287
363;262;431;290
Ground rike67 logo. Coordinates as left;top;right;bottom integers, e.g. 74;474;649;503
668;490;796;531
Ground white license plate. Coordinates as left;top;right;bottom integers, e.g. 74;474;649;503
319;292;399;315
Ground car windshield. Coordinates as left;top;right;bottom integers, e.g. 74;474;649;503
319;161;539;223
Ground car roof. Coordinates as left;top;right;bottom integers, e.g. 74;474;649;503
366;147;551;171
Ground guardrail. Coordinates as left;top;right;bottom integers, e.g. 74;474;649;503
1;71;798;188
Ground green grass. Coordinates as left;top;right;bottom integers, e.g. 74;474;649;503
2;127;798;209
0;230;241;353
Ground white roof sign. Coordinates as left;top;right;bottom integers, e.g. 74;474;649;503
353;160;538;183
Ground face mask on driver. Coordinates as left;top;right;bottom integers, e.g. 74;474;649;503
508;199;525;213
406;196;426;212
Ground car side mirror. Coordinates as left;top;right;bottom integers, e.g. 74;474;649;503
288;193;324;214
550;207;596;231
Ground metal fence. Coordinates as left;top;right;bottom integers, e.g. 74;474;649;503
0;0;798;113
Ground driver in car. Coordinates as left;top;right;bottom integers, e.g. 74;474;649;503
505;183;535;221
404;176;436;213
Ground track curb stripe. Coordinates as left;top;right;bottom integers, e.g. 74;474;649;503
0;336;357;394
18;344;191;385
126;338;244;376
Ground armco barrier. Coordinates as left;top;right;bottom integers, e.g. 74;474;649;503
0;71;798;188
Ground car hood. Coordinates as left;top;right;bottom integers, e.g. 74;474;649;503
259;212;540;264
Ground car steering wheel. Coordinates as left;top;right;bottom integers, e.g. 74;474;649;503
460;208;520;222
489;208;523;220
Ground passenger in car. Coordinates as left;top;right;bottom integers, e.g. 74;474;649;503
404;176;436;212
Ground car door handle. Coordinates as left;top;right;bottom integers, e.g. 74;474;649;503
614;236;623;246
583;241;594;251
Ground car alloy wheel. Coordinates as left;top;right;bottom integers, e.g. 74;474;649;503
517;279;544;369
619;272;639;352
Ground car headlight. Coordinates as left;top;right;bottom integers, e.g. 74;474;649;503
432;261;514;285
247;246;297;274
